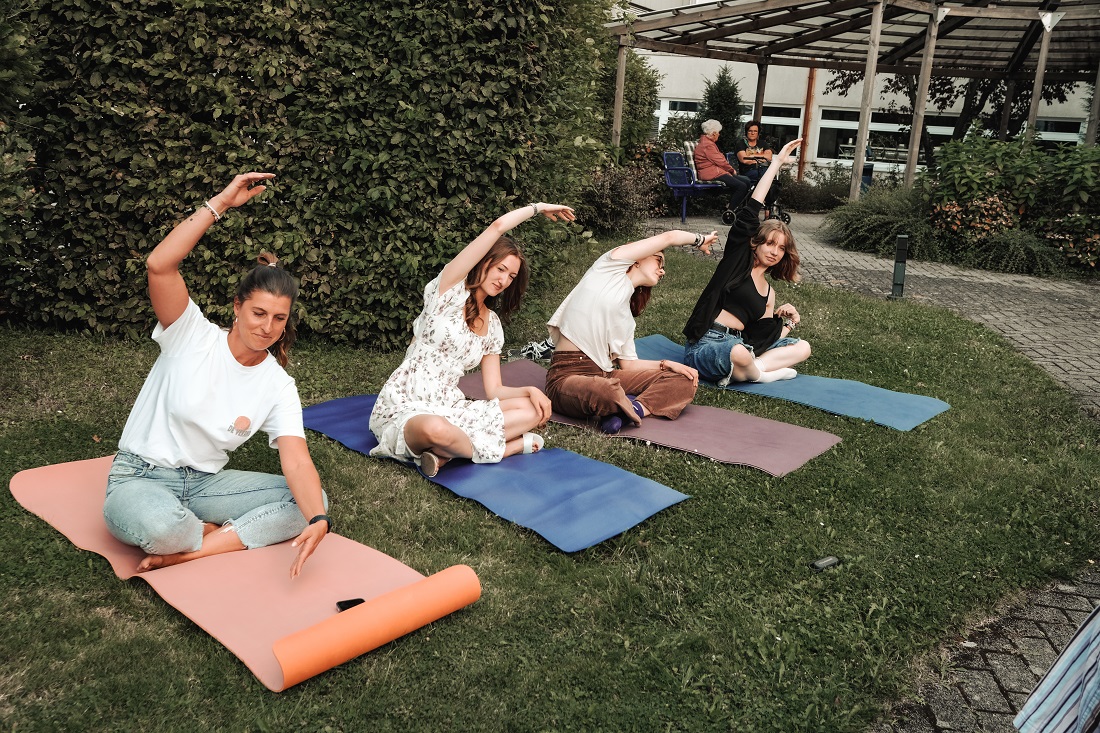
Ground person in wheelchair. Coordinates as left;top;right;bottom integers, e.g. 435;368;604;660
734;120;781;215
693;119;750;215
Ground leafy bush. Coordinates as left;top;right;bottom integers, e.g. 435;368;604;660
5;0;612;347
782;163;851;212
958;228;1068;275
820;185;939;260
922;132;1100;271
1042;213;1100;268
656;115;699;153
930;193;1019;244
573;163;664;235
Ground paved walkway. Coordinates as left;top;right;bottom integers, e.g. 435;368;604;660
648;212;1100;732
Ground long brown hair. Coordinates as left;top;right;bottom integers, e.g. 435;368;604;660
629;286;652;317
750;220;801;282
234;251;299;366
464;235;530;330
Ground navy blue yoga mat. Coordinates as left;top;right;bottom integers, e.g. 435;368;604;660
302;395;689;552
635;334;950;431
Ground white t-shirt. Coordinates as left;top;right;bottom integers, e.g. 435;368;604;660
546;250;639;372
118;299;305;473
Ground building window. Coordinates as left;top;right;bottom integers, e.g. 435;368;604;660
669;101;700;113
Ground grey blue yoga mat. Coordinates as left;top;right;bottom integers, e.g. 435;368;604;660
302;395;688;552
634;334;950;431
458;360;840;476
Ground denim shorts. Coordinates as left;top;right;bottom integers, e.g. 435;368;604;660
684;325;799;386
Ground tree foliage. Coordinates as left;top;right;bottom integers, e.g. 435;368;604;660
697;65;744;135
4;0;613;347
596;46;662;153
824;72;1078;168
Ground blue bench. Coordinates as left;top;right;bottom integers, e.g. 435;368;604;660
662;151;726;224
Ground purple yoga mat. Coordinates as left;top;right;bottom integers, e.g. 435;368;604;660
459;360;840;477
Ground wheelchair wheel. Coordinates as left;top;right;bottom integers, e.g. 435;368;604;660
721;208;736;225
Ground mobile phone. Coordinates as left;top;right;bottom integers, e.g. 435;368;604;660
810;556;840;572
336;598;365;612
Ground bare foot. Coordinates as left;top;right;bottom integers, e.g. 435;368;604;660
137;552;188;572
136;524;246;572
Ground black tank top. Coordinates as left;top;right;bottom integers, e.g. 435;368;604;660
721;277;770;326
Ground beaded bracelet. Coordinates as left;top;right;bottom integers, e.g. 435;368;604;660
202;200;222;222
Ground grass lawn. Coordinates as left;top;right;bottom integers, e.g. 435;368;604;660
2;239;1099;732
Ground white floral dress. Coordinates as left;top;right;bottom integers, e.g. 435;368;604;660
369;274;506;464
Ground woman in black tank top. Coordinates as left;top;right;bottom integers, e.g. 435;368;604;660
683;139;813;385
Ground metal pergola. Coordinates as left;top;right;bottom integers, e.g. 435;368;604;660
606;0;1100;197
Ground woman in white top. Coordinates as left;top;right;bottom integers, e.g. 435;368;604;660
370;203;575;477
103;173;329;578
543;229;718;433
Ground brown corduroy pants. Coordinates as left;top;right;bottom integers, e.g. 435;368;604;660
544;350;696;425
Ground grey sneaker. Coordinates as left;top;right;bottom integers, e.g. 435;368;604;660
519;338;554;361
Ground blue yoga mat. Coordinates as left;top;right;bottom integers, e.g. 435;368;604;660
302;395;689;553
635;334;949;431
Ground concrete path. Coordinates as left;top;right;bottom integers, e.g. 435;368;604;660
647;212;1100;732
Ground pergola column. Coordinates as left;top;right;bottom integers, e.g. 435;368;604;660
1086;58;1100;146
1025;12;1063;140
905;5;948;186
999;80;1017;140
754;62;769;120
849;0;885;200
611;36;629;149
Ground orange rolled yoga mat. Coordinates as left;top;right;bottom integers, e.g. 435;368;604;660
10;456;481;692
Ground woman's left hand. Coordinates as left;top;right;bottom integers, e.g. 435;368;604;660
289;519;328;579
775;303;800;325
698;230;719;256
665;360;699;386
774;139;802;167
528;386;553;426
208;172;276;213
533;203;576;222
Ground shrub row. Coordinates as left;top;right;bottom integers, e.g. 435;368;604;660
3;0;623;347
823;132;1100;275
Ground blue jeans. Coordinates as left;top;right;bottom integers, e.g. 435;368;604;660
103;451;327;555
685;326;800;386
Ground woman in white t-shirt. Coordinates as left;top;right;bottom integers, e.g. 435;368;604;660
370;202;576;477
102;172;329;579
543;229;718;433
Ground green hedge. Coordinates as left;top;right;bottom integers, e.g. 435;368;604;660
6;0;612;347
923;133;1100;269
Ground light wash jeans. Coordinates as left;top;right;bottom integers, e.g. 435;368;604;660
103;450;327;555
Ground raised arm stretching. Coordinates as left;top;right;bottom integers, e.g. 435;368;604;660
439;203;575;293
147;172;275;328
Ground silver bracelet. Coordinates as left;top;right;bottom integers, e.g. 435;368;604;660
529;203;539;217
202;200;222;222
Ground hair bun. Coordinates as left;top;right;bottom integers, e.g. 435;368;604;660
257;251;279;268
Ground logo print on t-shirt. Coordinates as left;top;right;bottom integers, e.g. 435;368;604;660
228;415;252;437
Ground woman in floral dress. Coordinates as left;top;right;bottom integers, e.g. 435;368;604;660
370;202;576;476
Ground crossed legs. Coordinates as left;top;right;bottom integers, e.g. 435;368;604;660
403;395;545;471
728;340;811;382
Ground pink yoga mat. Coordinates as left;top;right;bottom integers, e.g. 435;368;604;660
460;359;840;476
10;456;481;691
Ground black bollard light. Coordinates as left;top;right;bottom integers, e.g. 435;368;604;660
888;234;908;300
